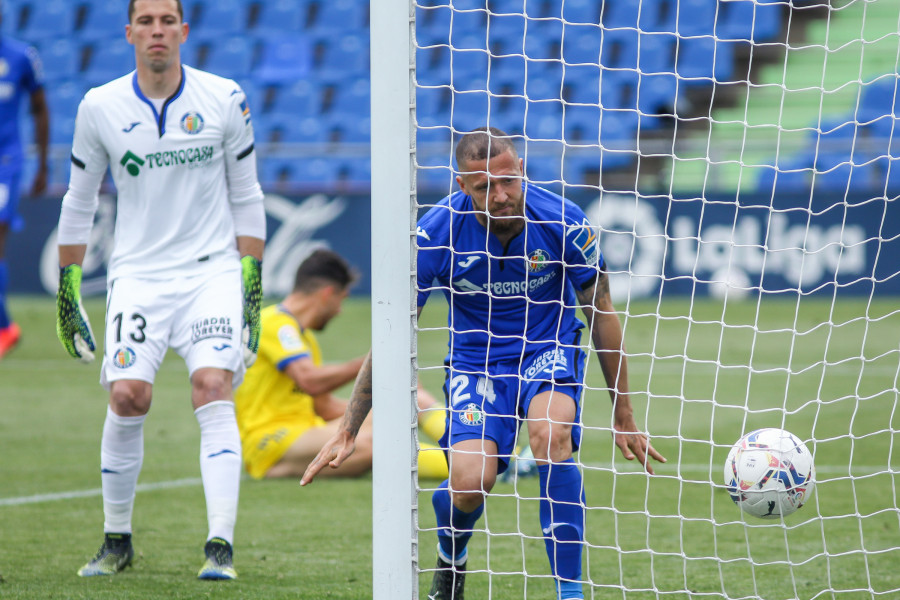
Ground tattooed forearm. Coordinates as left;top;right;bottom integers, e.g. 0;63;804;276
596;270;610;302
342;351;374;436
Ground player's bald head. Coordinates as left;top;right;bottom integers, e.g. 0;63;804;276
455;127;518;172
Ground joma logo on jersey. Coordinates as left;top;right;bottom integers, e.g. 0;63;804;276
120;150;145;176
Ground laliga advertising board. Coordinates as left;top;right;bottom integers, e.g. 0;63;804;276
5;190;898;298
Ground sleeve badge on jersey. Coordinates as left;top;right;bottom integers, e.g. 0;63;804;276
568;219;600;266
277;324;304;352
239;98;252;125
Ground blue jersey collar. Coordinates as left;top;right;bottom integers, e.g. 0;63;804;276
131;66;186;138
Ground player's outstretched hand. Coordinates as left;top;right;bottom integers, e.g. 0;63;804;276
56;264;96;363
613;408;666;475
240;255;262;367
300;430;357;486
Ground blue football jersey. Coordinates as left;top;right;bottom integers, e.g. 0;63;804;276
417;183;605;368
0;37;43;168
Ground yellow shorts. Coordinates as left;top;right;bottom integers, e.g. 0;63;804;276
242;415;326;479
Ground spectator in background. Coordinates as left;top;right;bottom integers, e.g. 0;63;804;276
0;0;49;358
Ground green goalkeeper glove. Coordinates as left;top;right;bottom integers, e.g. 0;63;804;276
56;264;96;363
240;255;263;367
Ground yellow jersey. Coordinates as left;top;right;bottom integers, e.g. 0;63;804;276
235;304;326;477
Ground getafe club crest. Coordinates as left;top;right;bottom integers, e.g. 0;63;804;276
458;403;485;426
180;111;205;134
112;347;137;369
527;248;550;273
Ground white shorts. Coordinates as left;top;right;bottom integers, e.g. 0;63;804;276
100;268;245;389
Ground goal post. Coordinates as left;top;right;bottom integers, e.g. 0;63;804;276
370;0;900;598
370;0;417;599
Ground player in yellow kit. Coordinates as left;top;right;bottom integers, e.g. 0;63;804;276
235;249;447;480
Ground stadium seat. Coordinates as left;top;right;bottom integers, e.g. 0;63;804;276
16;0;77;41
561;0;602;24
267;79;325;118
716;0;783;43
190;0;248;34
197;35;258;79
79;2;126;41
487;12;526;55
253;0;310;34
256;37;312;85
83;39;135;83
523;20;563;61
327;77;370;118
324;114;370;144
857;75;900;122
308;0;368;33
675;36;737;84
313;33;370;78
39;39;81;83
561;24;603;66
675;0;716;37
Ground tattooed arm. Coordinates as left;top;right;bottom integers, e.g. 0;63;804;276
576;271;666;474
300;350;374;485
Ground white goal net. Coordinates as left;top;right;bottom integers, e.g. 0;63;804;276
371;0;900;598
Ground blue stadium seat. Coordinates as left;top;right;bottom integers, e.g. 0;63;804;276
191;0;248;34
198;35;257;79
308;0;368;33
313;33;369;78
562;0;602;24
256;37;312;85
562;24;603;66
327;77;370;117
675;0;716;37
253;0;310;34
329;114;370;144
39;39;81;83
79;2;126;41
488;0;524;15
523;100;564;140
487;12;526;55
84;39;135;83
295;157;340;186
267;79;324;117
603;0;670;32
523;20;563;61
717;0;782;43
756;161;811;195
17;0;77;41
46;79;85;124
857;75;900;122
675;37;737;84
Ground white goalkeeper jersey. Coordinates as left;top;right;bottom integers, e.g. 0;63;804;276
67;64;263;281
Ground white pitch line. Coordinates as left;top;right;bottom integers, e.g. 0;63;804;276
0;477;201;507
2;463;893;508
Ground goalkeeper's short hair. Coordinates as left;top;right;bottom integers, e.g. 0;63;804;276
293;249;358;294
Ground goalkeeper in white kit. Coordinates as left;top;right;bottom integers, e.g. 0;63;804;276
55;0;265;581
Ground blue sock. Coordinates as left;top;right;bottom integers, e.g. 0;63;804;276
538;459;585;598
432;480;484;564
0;260;9;328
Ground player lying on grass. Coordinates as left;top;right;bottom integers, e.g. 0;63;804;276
235;249;448;481
301;127;666;600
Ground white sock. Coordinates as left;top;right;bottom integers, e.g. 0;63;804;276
195;400;242;545
100;407;145;534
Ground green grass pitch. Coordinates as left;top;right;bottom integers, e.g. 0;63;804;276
1;294;898;599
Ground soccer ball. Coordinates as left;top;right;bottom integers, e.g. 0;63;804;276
724;428;815;519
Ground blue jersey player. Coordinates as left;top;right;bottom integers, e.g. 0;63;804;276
302;127;666;599
0;3;49;358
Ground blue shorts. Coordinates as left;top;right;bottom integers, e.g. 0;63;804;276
0;166;24;231
440;343;587;474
